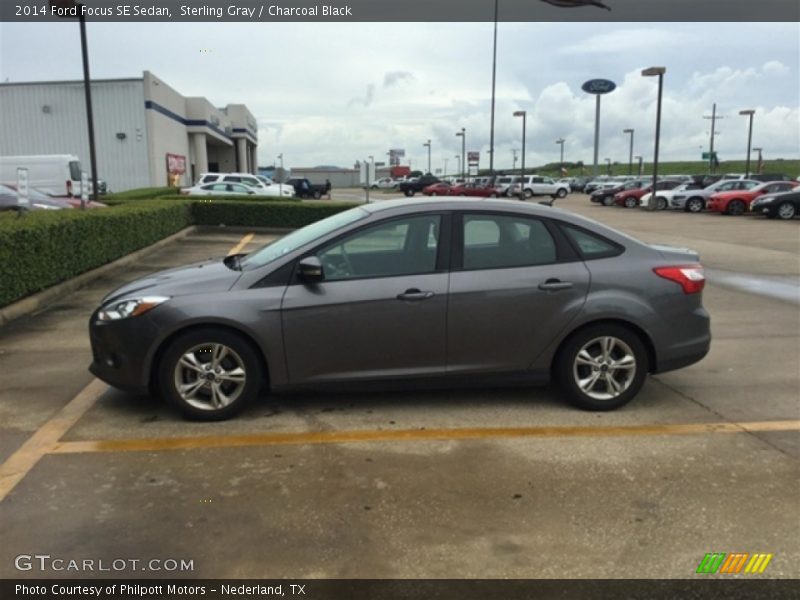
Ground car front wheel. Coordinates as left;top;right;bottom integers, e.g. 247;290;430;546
685;197;704;213
656;196;668;210
602;195;614;206
556;188;568;198
158;328;262;421
404;190;415;197
555;324;648;411
777;202;796;220
726;199;746;215
624;196;638;208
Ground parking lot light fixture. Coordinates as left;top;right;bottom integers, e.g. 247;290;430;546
513;111;527;177
623;128;634;175
556;138;565;175
642;66;666;211
456;128;466;180
423;139;432;174
739;109;755;178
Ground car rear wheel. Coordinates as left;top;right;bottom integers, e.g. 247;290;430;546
431;192;438;196
490;193;498;198
624;196;638;208
158;328;262;421
727;199;746;215
313;190;321;199
686;197;704;213
556;188;568;198
602;195;614;206
777;202;796;220
656;196;668;210
404;190;415;197
555;324;648;411
524;189;533;199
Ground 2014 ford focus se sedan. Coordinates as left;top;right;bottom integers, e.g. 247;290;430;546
89;199;711;420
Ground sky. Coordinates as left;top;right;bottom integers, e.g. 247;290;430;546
1;21;798;173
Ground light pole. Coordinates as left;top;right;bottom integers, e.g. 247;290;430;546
623;128;634;175
456;128;466;180
454;155;461;179
512;149;518;172
444;158;449;177
642;66;666;211
604;158;611;175
277;153;283;170
752;147;763;175
739;109;755;178
423;139;431;174
556;138;565;175
513;110;526;177
489;0;499;174
634;155;643;176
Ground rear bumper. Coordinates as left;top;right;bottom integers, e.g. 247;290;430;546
652;307;711;374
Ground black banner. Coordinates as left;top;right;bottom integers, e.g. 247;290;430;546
3;579;799;600
2;0;799;22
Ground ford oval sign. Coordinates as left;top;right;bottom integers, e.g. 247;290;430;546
582;79;617;94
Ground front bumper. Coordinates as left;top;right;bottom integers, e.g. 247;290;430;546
88;311;163;392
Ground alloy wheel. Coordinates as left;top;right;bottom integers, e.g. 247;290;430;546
173;343;246;411
572;336;636;401
778;202;796;220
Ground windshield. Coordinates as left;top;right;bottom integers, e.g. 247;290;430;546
239;207;369;270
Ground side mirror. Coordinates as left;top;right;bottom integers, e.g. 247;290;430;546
297;256;324;282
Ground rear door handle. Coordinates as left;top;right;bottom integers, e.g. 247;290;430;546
397;288;435;301
538;279;573;291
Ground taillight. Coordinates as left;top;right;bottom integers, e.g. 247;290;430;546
654;265;705;294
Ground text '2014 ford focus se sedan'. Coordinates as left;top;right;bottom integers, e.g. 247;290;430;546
89;199;711;420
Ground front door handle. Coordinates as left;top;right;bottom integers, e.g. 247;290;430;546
397;288;435;301
538;279;573;291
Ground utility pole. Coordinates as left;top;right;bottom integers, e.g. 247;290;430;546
703;103;725;174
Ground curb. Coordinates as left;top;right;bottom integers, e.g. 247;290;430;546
0;226;197;328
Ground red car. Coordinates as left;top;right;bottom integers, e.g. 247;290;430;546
422;182;451;196
448;182;499;197
613;180;682;208
706;181;799;215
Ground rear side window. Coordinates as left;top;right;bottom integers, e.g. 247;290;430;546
562;225;622;260
68;161;81;181
201;175;219;184
462;214;557;270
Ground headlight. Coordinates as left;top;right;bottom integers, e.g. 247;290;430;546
757;196;775;204
97;296;170;321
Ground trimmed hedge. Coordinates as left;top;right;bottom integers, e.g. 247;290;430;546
192;201;358;228
0;199;357;308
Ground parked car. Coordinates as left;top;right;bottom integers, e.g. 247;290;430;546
569;176;593;193
287;178;326;199
422;182;452;196
199;172;295;197
706;181;799;215
590;179;647;206
670;179;760;212
0;183;73;211
640;182;704;211
88;198;710;420
493;176;521;197
448;182;499;197
750;189;800;220
181;182;291;198
398;174;439;197
2;183;106;209
370;177;398;190
749;173;794;183
614;180;682;208
516;175;570;199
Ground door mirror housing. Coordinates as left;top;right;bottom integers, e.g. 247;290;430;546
297;256;324;282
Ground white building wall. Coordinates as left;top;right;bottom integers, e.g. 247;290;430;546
0;79;150;192
142;71;192;188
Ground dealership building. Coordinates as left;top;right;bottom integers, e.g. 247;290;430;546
0;71;258;192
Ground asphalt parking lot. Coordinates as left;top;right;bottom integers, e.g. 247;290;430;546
0;195;798;579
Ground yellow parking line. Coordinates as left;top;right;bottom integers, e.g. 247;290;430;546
49;419;800;455
227;233;254;256
0;379;107;503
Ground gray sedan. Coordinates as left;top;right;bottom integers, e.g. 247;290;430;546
89;199;711;420
671;179;759;212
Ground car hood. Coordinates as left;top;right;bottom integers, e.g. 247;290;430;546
101;258;242;305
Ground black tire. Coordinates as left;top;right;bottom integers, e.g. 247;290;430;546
556;188;568;198
600;195;612;206
431;192;438;197
404;190;415;197
656;196;667;210
313;190;322;200
158;328;262;421
624;196;638;208
685;197;704;213
555;324;649;411
727;199;745;216
777;201;796;220
490;193;498;198
524;189;533;199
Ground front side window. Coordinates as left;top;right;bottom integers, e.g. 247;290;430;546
461;214;556;270
317;215;441;281
69;161;82;181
